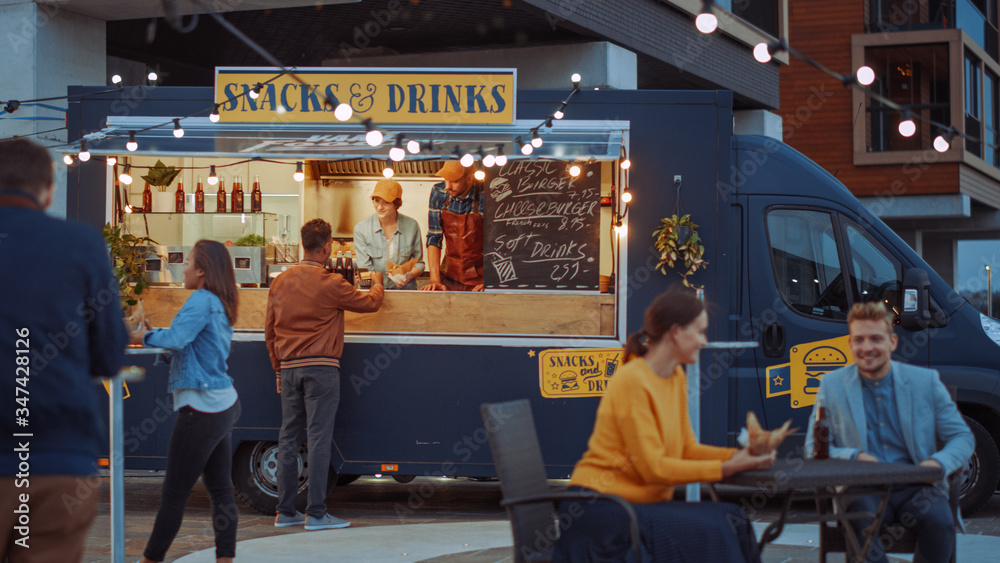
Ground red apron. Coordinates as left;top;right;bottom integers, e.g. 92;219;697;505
440;192;484;288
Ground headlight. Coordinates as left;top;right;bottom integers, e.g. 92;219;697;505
980;313;1000;346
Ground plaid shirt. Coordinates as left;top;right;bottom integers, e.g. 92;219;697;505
425;182;485;248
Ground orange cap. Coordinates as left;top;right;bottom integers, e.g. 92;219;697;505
435;160;471;182
372;179;402;202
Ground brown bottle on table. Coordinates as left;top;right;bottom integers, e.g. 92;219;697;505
174;178;185;213
232;175;244;213
216;178;227;212
194;177;205;213
142;182;152;213
250;174;262;213
813;397;830;460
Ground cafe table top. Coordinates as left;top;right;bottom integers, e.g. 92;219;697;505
723;458;944;490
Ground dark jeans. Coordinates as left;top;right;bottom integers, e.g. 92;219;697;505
846;483;954;563
143;400;241;562
277;365;340;518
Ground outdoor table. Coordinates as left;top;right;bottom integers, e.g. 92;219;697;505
720;457;942;562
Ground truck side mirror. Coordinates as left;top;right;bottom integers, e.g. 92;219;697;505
899;268;931;331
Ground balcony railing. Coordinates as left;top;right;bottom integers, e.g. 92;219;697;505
868;0;999;60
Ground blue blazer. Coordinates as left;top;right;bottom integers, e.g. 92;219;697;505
805;361;973;479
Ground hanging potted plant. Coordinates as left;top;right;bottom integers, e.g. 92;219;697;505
103;223;159;333
652;214;708;288
141;160;182;212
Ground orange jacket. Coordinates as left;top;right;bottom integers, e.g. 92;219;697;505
265;261;384;372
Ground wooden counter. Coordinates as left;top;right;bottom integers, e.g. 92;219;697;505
141;287;616;336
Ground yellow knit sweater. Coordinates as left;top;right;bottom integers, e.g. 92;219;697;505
568;358;736;503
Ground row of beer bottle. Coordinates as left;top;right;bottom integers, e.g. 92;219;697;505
140;175;263;213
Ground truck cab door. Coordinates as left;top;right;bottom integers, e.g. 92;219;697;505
745;201;919;438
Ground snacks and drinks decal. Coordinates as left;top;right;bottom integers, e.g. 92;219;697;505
540;348;621;398
765;335;852;408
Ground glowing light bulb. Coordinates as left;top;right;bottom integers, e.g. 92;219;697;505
460;153;475;167
107;156;117;166
495;153;508;166
63;154;74;165
933;135;951;153
207;165;218;185
571;73;581;84
77;141;90;162
620;159;631;170
754;43;771;64
209;105;220;122
147;71;158;82
474;169;485;181
111;74;122;85
334;103;353;121
293;162;305;182
521;143;533;156
898;118;916;137
382;165;394;178
695;12;718;34
249;84;260;99
365;122;383;146
389;146;405;161
172;119;184;138
119;164;133;185
483;154;496;167
553;109;564;120
622;190;632;203
531;134;543;148
126;131;138;152
407;140;420;154
569;165;581;177
614;221;628;236
856;66;875;86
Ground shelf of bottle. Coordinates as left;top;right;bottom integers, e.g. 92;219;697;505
126;211;276;216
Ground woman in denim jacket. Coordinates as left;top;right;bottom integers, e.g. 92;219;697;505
132;239;241;563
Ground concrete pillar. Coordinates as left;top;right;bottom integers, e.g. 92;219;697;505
0;0;106;217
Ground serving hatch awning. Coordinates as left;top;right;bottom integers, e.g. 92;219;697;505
87;117;627;161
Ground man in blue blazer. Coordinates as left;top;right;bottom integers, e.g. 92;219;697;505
805;301;973;563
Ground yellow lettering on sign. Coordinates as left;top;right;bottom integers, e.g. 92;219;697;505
540;348;622;399
765;335;852;408
214;68;516;125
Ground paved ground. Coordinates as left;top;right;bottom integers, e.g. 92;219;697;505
83;473;1000;562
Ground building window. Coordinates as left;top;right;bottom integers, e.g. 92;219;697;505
966;51;982;156
956;239;1000;316
986;71;999;166
868;1;999;61
731;0;779;38
865;44;950;152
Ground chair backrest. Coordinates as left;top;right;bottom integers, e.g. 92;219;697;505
481;399;559;562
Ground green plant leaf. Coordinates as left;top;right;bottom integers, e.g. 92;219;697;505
140;160;181;187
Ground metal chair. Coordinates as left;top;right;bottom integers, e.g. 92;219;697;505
480;399;642;563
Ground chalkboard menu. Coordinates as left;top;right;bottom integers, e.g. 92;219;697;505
484;161;601;290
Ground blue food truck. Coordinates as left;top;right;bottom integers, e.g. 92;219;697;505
65;74;1000;516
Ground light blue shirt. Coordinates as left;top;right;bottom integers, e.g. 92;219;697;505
861;370;913;464
353;212;425;289
143;289;235;392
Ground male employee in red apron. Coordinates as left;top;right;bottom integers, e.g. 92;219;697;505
421;161;485;291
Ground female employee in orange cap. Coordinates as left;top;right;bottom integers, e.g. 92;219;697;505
421;160;485;291
353;179;425;289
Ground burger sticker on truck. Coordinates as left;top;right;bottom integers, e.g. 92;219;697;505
766;335;852;408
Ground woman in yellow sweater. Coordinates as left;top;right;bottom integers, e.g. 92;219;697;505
553;286;775;562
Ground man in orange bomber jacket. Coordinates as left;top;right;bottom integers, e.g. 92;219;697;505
265;218;384;531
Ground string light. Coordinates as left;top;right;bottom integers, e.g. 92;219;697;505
494;145;507;166
382;162;394;178
3;100;19;114
126;131;138;152
147;71;158;82
622;188;632;203
516;137;533;156
364;119;383;146
695;0;718;34
78;140;90;162
249;83;261;99
474;163;486;181
107;156;117;167
111;74;122;85
553;107;565;120
460;151;475;168
614;219;627;236
334;102;353;121
63;154;74;165
856;66;875;86
293;161;305;182
571;73;581;87
934;128;957;153
172;118;185;138
406;139;421;154
209;104;221;122
119;163;133;185
207;165;218;185
389;137;406;162
568;164;581;177
483;152;496;168
530;130;543;148
898;110;916;138
620;158;631;169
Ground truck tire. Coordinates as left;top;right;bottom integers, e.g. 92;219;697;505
959;417;999;516
391;474;416;484
232;441;335;515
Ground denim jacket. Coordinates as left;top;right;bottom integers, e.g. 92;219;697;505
143;289;234;391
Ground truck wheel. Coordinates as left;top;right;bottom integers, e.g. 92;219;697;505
958;417;1000;516
391;475;416;484
232;441;335;515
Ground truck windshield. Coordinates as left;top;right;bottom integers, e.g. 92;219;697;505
843;222;902;307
